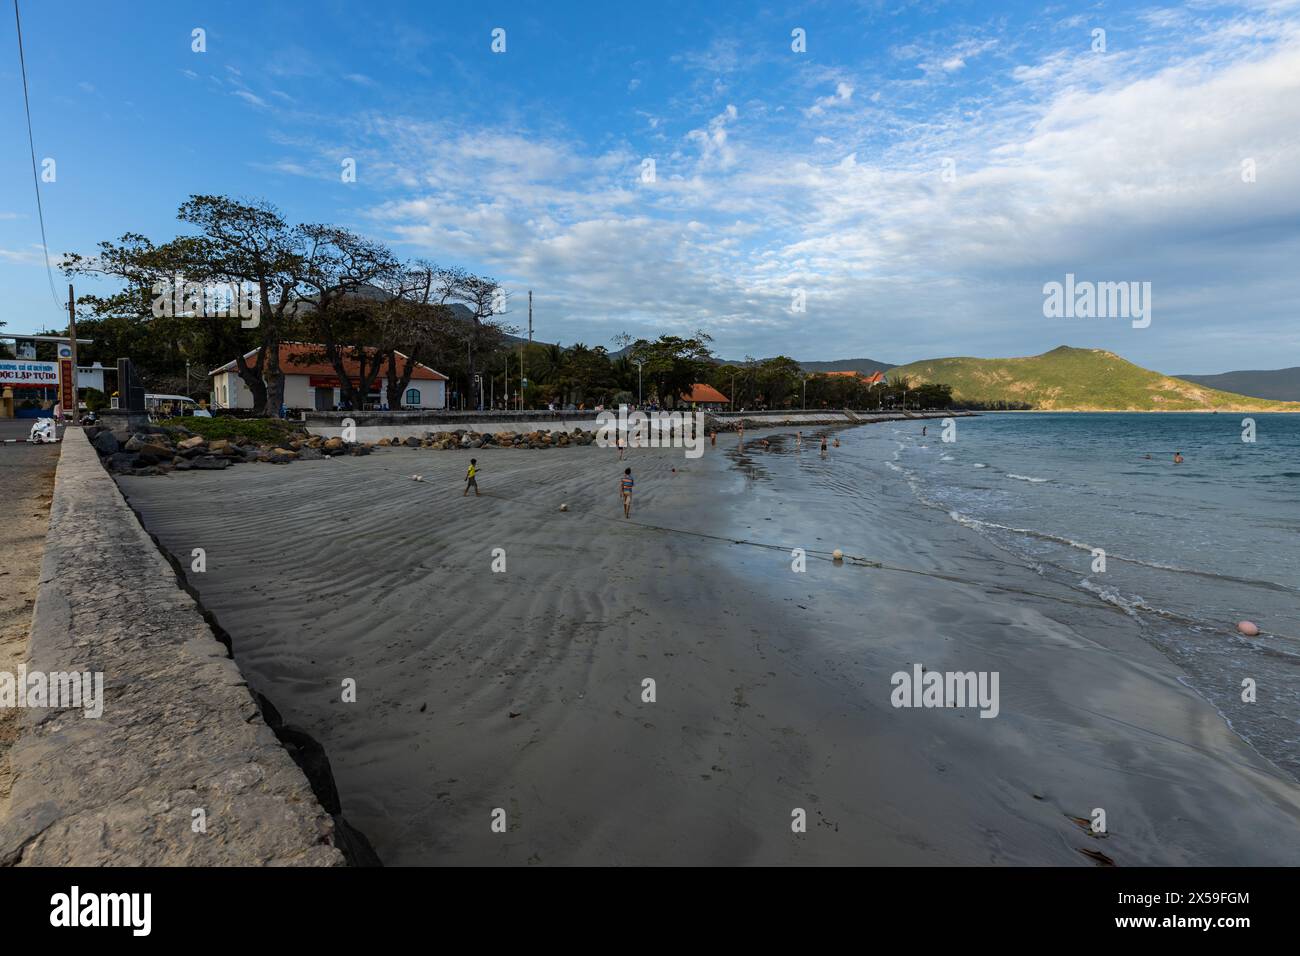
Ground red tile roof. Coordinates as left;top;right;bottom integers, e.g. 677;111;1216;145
822;369;885;384
682;383;730;404
208;343;447;381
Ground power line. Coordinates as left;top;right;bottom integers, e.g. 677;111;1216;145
12;0;63;315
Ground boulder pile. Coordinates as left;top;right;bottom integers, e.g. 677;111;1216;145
84;423;370;476
85;423;605;477
375;427;600;450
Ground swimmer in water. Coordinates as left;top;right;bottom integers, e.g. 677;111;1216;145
1173;451;1184;464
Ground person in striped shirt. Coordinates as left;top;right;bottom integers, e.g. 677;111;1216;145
620;467;634;518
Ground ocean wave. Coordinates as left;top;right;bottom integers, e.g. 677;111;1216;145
945;512;1300;594
1006;473;1050;483
972;463;987;469
1078;578;1144;617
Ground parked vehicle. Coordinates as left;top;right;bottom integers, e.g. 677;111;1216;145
29;418;58;443
144;394;212;420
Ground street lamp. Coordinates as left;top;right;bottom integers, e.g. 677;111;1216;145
634;358;645;406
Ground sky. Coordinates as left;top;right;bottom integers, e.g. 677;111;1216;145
2;0;1298;373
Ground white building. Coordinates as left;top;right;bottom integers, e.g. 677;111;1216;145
209;344;448;411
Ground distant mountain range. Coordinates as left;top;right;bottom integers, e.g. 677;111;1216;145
1174;367;1300;403
493;327;1296;409
892;346;1300;411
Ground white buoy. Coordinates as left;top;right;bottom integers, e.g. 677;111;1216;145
832;549;844;562
411;475;424;482
559;503;569;512
1237;620;1260;637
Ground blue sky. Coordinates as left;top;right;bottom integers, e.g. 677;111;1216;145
2;0;1298;372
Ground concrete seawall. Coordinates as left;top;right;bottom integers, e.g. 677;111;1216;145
0;428;345;866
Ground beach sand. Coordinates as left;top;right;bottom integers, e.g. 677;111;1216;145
0;441;58;820
117;427;1300;865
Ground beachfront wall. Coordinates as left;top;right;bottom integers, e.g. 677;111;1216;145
0;428;346;866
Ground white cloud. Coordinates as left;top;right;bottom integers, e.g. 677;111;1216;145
342;7;1300;367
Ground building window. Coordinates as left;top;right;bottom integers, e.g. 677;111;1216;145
404;388;421;407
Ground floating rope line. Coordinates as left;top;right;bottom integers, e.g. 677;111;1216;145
469;488;1172;618
387;459;1297;643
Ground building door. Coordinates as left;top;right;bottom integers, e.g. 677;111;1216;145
314;387;334;411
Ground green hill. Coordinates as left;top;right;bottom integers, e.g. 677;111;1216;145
892;347;1300;411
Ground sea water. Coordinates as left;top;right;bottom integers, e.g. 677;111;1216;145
879;412;1300;780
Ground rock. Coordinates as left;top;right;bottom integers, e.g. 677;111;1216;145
107;451;140;472
91;430;120;455
403;436;420;447
270;447;299;460
377;437;393;447
178;435;207;450
191;456;230;470
136;442;175;464
1237;621;1260;637
298;447;324;461
323;436;345;451
208;439;232;454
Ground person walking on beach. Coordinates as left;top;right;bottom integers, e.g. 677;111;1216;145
463;458;480;496
620;467;634;518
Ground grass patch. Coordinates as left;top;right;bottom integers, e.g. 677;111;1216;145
160;416;301;445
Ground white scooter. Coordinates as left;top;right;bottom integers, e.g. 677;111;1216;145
28;418;59;444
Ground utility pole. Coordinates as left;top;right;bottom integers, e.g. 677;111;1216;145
67;284;78;417
523;290;533;411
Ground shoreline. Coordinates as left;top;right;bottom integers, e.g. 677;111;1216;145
116;420;1300;865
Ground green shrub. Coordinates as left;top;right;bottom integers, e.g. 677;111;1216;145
83;387;109;412
160;416;300;445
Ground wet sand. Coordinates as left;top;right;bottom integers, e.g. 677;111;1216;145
117;428;1300;865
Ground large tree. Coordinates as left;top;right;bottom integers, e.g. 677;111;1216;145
292;224;401;411
627;332;715;407
62;196;312;415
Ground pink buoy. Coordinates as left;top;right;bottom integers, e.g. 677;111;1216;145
1237;621;1260;637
